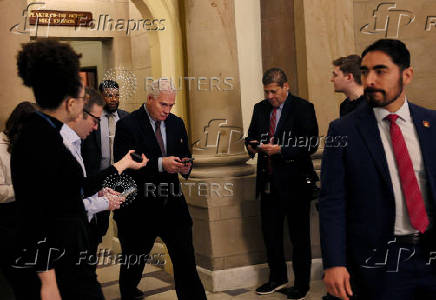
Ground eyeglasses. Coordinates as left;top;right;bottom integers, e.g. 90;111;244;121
83;109;101;125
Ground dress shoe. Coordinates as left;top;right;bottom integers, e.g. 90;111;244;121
287;286;308;300
255;281;288;295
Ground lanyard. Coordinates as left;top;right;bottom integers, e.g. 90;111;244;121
35;111;57;129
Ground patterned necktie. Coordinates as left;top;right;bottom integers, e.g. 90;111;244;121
108;114;115;164
269;108;277;140
267;108;277;175
155;121;166;156
385;114;429;233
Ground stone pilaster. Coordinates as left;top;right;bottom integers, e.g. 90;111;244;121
183;0;263;290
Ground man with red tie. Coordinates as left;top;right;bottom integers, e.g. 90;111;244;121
320;39;436;300
246;68;319;299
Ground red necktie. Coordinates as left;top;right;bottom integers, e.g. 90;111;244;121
385;114;429;233
269;108;277;140
267;108;277;175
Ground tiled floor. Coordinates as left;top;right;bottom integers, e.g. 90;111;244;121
98;264;327;300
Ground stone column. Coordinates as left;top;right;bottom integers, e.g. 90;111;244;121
183;0;264;292
294;0;356;135
0;0;33;128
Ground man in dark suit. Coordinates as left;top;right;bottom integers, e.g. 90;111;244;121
320;39;436;300
246;68;319;300
113;78;206;300
324;55;365;300
82;80;128;268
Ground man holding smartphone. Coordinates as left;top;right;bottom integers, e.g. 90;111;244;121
246;68;319;300
113;78;206;300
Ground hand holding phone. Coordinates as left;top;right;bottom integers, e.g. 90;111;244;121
248;141;260;149
130;152;143;163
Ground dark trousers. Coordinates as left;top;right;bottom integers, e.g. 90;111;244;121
116;217;206;300
87;217;105;274
5;261;105;300
349;242;436;300
260;183;312;291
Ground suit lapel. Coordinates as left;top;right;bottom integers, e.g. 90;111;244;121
356;105;393;191
275;94;295;137
136;106;162;155
165;117;173;156
409;103;436;184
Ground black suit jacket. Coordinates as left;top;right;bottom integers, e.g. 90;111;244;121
319;102;436;270
11;112;89;271
246;93;319;197
82;109;128;177
113;105;192;229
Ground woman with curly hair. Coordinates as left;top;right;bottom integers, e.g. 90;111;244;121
0;101;36;291
10;40;146;300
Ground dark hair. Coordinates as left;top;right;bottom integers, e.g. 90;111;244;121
361;39;410;71
99;80;119;93
4;102;37;153
83;87;104;118
17;39;82;110
333;55;362;85
262;68;288;87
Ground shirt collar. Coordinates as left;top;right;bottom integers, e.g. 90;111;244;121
373;97;411;124
102;109;117;118
143;103;160;125
278;93;288;110
60;123;81;146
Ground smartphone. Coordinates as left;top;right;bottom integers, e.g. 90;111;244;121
180;158;194;165
249;141;260;149
120;186;137;198
130;152;143;163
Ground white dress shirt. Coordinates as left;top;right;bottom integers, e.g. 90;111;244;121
100;110;120;170
373;100;429;235
61;124;109;221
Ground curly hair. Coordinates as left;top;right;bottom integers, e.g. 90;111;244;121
4;101;37;153
17;39;82;110
98;80;119;93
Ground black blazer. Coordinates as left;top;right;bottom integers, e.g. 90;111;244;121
113;105;192;228
246;93;319;197
319;102;436;269
11;112;89;270
82;109;128;177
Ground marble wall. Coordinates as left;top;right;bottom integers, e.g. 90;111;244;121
353;0;436;110
294;0;356;136
261;0;299;96
0;0;33;130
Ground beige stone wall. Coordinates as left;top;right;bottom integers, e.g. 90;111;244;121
14;0;187;119
234;0;264;136
261;0;299;96
353;0;436;110
294;0;356;136
0;0;33;130
70;41;104;83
